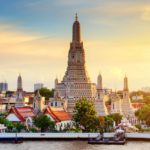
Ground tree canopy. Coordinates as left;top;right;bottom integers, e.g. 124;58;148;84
33;115;55;132
107;113;123;125
14;122;25;132
0;117;14;131
135;104;150;126
36;88;54;100
73;98;99;132
130;91;150;104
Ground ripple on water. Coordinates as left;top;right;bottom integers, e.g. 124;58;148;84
0;141;150;150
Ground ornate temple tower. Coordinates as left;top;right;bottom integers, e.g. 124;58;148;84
121;76;134;119
95;74;108;116
55;14;96;113
97;73;103;90
63;14;90;83
33;90;45;114
110;92;123;115
16;74;24;107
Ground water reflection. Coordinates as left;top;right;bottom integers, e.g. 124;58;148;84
0;141;150;150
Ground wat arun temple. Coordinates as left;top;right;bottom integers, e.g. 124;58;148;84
54;14;96;113
53;15;134;120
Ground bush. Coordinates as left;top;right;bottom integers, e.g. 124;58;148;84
143;128;150;132
14;123;25;132
29;127;38;133
33;115;55;132
73;98;98;132
134;124;142;130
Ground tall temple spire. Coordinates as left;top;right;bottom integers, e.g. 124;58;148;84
16;74;24;107
95;73;108;116
72;13;81;43
122;75;134;120
55;77;58;88
97;73;103;89
66;14;86;71
33;89;44;114
124;75;128;91
75;13;78;21
17;74;23;90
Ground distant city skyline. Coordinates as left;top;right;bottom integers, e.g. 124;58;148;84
0;0;150;91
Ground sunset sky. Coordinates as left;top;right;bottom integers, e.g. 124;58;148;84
0;0;150;91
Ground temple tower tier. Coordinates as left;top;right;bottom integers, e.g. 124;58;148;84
122;76;134;119
16;74;24;107
54;14;96;113
95;74;108;116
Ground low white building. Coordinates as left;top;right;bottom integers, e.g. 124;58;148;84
0;124;7;133
132;95;143;101
6;106;36;128
43;106;73;131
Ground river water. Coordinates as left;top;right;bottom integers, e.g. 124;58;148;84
0;141;149;150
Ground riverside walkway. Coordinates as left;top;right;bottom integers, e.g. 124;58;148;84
0;133;150;140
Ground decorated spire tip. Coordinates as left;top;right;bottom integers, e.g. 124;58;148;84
125;74;127;78
75;13;78;21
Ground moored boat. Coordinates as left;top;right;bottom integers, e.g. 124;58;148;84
88;138;126;145
0;137;23;144
88;128;126;145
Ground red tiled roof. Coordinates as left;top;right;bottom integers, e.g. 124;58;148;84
8;106;36;122
43;106;71;122
0;98;7;103
132;103;144;109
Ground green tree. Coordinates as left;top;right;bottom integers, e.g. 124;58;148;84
0;117;14;132
135;104;150;126
0;117;6;124
104;116;114;132
73;98;99;132
144;96;150;104
29;127;38;133
0;117;12;127
33;115;55;132
108;113;123;125
98;116;105;126
14;122;25;132
37;88;54;100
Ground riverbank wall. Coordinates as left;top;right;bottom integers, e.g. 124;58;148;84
0;133;150;140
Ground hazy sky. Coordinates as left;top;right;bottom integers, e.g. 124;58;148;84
0;0;150;91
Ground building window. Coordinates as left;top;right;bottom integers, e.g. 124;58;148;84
55;102;57;107
34;103;35;109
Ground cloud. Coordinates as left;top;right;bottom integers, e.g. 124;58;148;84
81;2;150;23
109;67;124;80
0;26;38;45
85;39;150;64
0;22;69;90
141;6;150;21
0;12;150;91
0;23;68;59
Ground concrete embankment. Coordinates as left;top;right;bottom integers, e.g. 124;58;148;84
0;133;98;140
1;133;150;140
